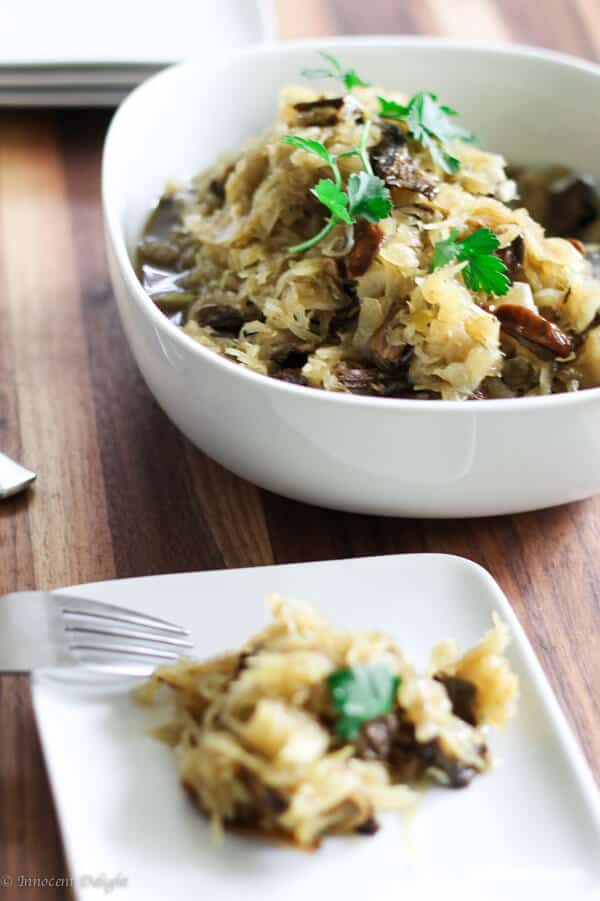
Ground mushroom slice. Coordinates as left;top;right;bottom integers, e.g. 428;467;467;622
292;96;344;127
492;304;574;357
371;123;437;199
497;235;526;282
344;222;383;279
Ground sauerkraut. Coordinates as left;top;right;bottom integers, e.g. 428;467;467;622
136;81;600;400
136;596;518;849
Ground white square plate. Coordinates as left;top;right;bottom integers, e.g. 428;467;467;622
0;0;275;105
31;555;600;900
0;0;274;65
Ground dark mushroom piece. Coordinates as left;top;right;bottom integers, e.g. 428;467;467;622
343;221;383;279
354;713;399;761
272;348;309;369
194;304;244;336
497;234;526;283
547;174;598;237
376;379;414;398
354;708;483;788
293;97;345;112
370;123;437;199
229;770;289;829
354;710;421;776
208;163;235;205
372;342;413;372
292;96;344;127
355;817;380;836
208;179;226;201
434;675;478;726
418;739;483;789
335;364;412;397
489;304;574;358
331;293;360;331
468;388;489;400
294;96;344;110
335;366;385;395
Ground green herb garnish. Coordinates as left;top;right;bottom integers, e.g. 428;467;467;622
282;123;391;254
431;227;510;295
346;171;392;222
312;178;353;223
279;135;334;166
327;662;400;741
301;51;370;92
378;92;475;174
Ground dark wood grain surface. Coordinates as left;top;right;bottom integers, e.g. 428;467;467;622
2;2;600;897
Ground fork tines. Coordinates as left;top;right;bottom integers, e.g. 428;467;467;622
60;597;194;665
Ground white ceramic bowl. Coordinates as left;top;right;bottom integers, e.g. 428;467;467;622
103;37;600;517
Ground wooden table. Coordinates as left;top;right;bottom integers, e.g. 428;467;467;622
1;1;600;896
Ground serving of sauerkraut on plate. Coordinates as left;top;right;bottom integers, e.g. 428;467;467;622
136;53;600;400
136;594;518;849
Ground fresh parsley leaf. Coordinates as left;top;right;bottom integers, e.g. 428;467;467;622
378;91;474;174
463;255;510;294
427;140;461;175
347;171;392;222
312;178;353;224
418;92;474;145
283;120;391;254
430;227;510;296
343;68;370;90
301;51;371;92
459;228;501;257
283;133;350;253
282;135;334;167
328;662;400;741
377;96;409;119
431;228;461;270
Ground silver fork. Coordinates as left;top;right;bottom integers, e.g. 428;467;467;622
0;591;194;677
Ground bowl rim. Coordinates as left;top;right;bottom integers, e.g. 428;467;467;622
102;34;600;415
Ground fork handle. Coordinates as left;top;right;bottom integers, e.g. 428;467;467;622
0;592;63;672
